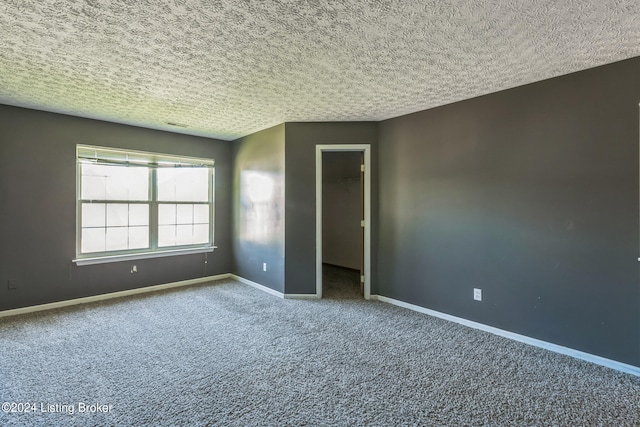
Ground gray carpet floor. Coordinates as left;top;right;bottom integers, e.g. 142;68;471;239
1;268;639;426
322;264;362;300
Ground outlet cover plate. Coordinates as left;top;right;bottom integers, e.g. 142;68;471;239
473;288;482;301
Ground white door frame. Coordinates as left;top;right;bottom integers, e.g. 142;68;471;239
316;144;371;299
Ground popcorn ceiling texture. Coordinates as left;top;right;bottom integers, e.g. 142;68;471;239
0;0;639;140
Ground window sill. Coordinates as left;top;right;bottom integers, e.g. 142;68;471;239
73;246;216;266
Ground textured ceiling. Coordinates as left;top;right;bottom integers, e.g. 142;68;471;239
1;1;639;141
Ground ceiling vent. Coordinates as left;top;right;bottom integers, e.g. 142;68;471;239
166;122;188;128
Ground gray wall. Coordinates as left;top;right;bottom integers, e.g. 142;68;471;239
4;59;638;368
232;124;285;292
0;105;232;311
322;151;362;269
378;57;640;366
284;122;378;294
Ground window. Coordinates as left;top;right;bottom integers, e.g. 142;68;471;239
74;145;214;265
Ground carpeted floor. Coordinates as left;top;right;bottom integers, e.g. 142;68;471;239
1;271;639;426
323;264;362;300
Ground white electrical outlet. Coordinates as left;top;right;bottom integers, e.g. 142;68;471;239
473;288;482;301
263;263;267;272
131;265;138;274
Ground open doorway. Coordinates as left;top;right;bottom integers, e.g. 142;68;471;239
322;151;362;298
315;144;371;299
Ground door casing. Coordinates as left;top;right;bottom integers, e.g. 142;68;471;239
315;144;371;299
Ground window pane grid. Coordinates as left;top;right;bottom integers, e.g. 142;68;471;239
157;168;209;202
80;164;149;201
158;203;209;247
81;202;150;253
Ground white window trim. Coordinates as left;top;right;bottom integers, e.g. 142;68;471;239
74;145;215;265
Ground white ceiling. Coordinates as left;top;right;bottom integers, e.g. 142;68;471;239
1;0;639;141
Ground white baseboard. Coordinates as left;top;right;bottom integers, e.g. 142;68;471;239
285;294;321;299
0;274;230;319
0;273;302;318
230;274;285;299
229;275;319;299
371;295;640;377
